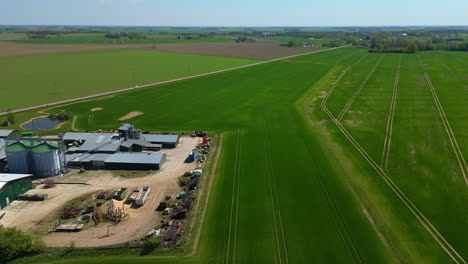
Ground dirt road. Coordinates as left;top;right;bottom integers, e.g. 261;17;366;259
0;46;348;117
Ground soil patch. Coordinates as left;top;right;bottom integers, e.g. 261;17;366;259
91;107;103;112
343;120;359;127
118;111;144;121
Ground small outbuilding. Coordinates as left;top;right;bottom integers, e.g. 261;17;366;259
0;173;33;210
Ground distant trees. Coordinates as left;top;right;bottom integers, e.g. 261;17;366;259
48;111;73;121
235;37;255;43
368;36;436;53
0;225;45;263
104;32;147;39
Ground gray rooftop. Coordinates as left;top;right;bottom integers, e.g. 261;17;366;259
105;152;166;165
0;173;33;183
0;139;5;160
128;139;162;148
63;132;117;142
142;134;179;144
66;153;111;163
76;135;122;153
0;130;16;138
119;123;133;131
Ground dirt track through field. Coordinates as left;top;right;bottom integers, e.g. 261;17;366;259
337;54;385;121
262;110;289;264
381;55;402;169
321;62;467;264
225;129;242;264
0;46;347;117
417;55;468;186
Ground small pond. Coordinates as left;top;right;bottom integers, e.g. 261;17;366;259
21;117;62;131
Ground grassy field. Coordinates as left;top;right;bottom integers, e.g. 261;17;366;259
9;48;467;264
7;34;232;44
0;49;259;111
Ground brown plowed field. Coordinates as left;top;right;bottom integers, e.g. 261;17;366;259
0;39;322;60
150;39;323;60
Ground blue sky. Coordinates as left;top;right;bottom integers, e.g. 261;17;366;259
1;0;467;26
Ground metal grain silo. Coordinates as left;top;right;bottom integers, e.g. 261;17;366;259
5;142;33;174
31;142;63;178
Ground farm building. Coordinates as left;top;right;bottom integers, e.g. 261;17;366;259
141;134;179;148
66;153;110;169
104;152;166;170
3;140;66;177
63;123;179;152
0;139;6;161
0;129;18;139
30;142;65;178
0;173;33;210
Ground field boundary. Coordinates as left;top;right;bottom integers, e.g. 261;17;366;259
417;55;468;186
337;54;385;121
225;129;242;264
0;46;349;117
381;54;402;169
321;62;467;264
187;133;224;256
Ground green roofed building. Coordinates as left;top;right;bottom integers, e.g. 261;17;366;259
0;173;33;210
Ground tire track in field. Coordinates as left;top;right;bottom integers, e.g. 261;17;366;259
417;55;468;186
226;128;242;264
321;68;467;264
337;54;385;121
299;134;363;264
261;109;288;264
381;54;402;169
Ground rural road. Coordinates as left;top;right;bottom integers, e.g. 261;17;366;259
0;46;348;116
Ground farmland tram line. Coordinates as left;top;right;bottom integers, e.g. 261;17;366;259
232;129;242;263
337;54;385;121
261;108;289;264
417;55;468;186
298;130;363;264
321;61;467;264
226;128;242;264
381;54;402;169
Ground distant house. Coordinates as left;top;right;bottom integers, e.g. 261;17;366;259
256;32;277;38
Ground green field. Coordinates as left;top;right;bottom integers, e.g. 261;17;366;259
12;47;464;264
7;34;232;44
0;50;259;111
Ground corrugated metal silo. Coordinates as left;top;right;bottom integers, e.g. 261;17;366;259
5;142;33;174
31;142;63;177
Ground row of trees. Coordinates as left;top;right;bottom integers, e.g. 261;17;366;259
104;32;147;39
369;37;434;53
368;36;468;53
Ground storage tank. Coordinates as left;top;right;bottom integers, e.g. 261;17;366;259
5;142;33;174
31;142;63;178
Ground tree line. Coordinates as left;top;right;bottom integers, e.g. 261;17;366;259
104;32;147;39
